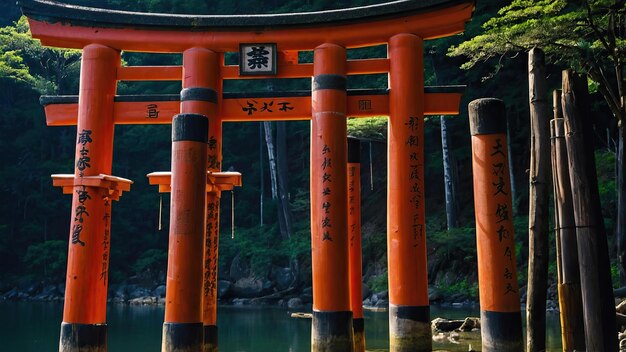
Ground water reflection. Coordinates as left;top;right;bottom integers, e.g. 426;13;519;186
0;302;562;351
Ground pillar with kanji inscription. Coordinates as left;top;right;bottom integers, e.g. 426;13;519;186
178;47;223;352
59;44;119;352
387;33;431;352
310;43;353;352
161;47;213;352
347;137;365;352
468;98;523;352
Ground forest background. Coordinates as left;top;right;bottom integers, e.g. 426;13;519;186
0;0;621;302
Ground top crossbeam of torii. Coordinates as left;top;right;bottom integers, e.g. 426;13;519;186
20;0;474;52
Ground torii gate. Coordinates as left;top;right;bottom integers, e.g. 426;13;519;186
19;1;480;351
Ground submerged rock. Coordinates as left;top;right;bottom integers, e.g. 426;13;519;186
232;277;264;298
458;317;480;332
432;317;464;332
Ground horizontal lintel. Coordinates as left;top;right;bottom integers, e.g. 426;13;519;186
42;86;464;126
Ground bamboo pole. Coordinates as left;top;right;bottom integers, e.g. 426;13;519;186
550;89;585;351
526;47;551;352
561;69;618;352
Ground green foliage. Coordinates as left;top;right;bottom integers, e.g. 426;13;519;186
612;263;621;289
0;0;620;299
133;249;167;274
368;272;388;293
436;278;478;299
0;16;80;94
24;240;67;278
347;117;387;141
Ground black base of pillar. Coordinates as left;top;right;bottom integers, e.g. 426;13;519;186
203;325;218;352
162;322;203;352
311;310;353;352
480;310;523;352
352;318;366;352
59;322;107;352
389;304;431;352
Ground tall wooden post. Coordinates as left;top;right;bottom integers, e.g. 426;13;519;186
468;98;523;352
59;44;119;352
310;43;353;352
162;47;213;352
178;48;223;352
561;70;618;352
550;90;585;351
526;47;550;352
347;137;365;352
387;33;430;352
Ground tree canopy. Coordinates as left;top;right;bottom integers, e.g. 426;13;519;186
449;0;625;123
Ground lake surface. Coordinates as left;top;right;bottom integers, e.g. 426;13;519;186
0;302;562;351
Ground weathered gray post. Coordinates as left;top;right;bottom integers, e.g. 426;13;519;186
561;69;618;352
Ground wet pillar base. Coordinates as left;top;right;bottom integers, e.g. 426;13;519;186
59;322;107;352
311;311;353;352
203;325;218;352
161;322;203;352
389;305;431;352
480;311;523;352
352;318;365;352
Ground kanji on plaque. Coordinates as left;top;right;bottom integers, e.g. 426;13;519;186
239;43;277;75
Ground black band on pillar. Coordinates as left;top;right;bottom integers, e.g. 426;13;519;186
59;322;107;349
172;113;209;142
312;310;353;337
162;322;203;350
352;318;365;333
347;137;361;163
203;325;218;346
390;305;430;323
468;98;507;136
480;310;523;348
313;74;347;91
180;87;218;103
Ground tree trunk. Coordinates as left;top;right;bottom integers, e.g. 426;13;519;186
440;115;457;229
263;121;278;200
276;121;293;240
562;69;618;352
526;48;551;352
260;122;265;226
550;90;585;351
618;127;626;285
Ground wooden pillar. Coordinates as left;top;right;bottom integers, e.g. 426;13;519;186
387;33;430;352
526;47;550;352
549;91;585;351
59;44;119;352
561;70;618;352
162;47;213;352
347;137;365;352
310;43;353;352
468;98;523;352
178;48;222;352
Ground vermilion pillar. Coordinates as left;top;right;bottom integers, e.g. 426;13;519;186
387;33;430;351
468;98;523;351
347;137;365;352
162;47;212;352
310;43;353;351
177;47;222;352
59;44;119;352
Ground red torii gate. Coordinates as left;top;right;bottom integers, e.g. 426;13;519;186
19;1;481;351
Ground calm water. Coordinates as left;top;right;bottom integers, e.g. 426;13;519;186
0;302;562;351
